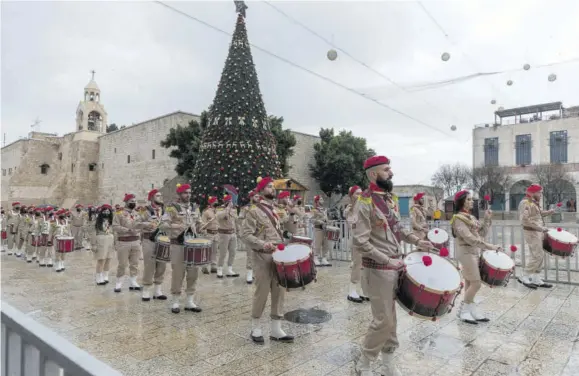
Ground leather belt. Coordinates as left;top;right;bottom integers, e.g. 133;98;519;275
362;256;402;270
170;239;183;245
142;232;153;239
218;229;235;234
207;229;218;235
118;236;140;242
254;249;274;254
523;226;542;232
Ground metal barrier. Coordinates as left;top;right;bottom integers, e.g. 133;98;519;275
1;301;122;376
304;219;579;286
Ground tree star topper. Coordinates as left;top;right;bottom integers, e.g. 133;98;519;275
234;1;248;18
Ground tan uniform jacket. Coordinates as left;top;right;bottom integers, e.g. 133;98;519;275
112;209;141;238
201;208;219;233
55;220;72;237
216;206;238;231
344;202;359;228
241;200;283;251
411;205;429;239
451;213;495;255
7;211;20;233
136;205;163;235
96;221;113;236
236;206;250;234
353;189;419;264
70;210;86;227
160;202;196;241
519;198;548;232
311;206;328;228
284;205;300;234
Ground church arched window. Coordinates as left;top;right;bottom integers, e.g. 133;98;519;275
87;111;102;131
40;164;50;175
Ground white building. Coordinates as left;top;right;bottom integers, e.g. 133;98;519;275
472;102;579;212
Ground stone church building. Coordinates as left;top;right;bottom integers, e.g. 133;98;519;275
1;76;321;208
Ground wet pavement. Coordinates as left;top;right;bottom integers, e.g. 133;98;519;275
1;249;579;376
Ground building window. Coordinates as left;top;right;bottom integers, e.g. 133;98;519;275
515;134;531;166
8;168;12;175
58;152;62;160
152;149;156;160
102;163;104;169
2;169;5;176
484;137;499;166
550;130;568;163
40;164;49;175
114;148;117;153
71;163;74;172
127;155;131;164
88;163;96;171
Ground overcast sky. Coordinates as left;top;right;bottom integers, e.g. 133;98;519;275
2;0;579;185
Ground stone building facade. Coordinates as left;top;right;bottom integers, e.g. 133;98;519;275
1;76;322;207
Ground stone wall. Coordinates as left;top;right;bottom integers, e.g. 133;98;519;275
97;111;199;204
286;131;322;203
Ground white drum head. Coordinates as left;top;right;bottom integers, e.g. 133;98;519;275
273;244;311;263
404;251;460;292
547;229;578;244
58;236;74;240
292;236;312;242
157;235;170;242
326;226;339;232
482;251;514;270
186;238;211;245
427;228;449;243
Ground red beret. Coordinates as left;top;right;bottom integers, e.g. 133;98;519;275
527;184;542;194
413;192;425;202
314;195;321;202
363;155;390;170
176;183;191;194
223;194;232;202
278;191;290;200
293;194;301;200
248;190;256;198
75;204;83;208
348;186;361;196
148;189;159;201
208;196;217;205
123;193;135;202
255;176;273;192
44;206;53;212
12;202;20;206
454;190;469;202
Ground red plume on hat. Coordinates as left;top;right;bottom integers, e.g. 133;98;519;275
100;204;113;210
12;201;21;207
292;194;301;200
348;186;361;196
148;189;159;201
278;191;290;200
208;196;217;205
123;193;135;202
314;195;321;202
255;176;273;192
75;204;83;208
526;184;542;194
363;155;390;170
248;190;256;198
413;192;425;202
223;194;232;202
454;190;469;202
176;183;191;194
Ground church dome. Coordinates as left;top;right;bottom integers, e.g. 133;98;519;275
85;79;99;91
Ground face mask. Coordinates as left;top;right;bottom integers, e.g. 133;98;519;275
264;193;275;200
297;200;302;205
59;215;65;220
376;178;393;193
127;203;136;210
77;208;81;212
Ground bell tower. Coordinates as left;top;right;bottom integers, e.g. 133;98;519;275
75;70;108;133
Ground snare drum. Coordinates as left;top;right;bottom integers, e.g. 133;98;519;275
1;230;6;240
56;236;74;253
289;235;313;246
154;235;171;263
427;228;449;250
30;234;42;247
543;228;578;257
479;251;514;287
272;244;316;290
325;226;340;241
40;234;49;247
183;238;213;266
396;251;462;321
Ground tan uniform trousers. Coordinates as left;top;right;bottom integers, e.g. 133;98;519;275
243;239;252;270
313;229;333;259
349;235;367;292
524;230;545;274
218;232;237;267
38;243;54;261
26;235;37;258
17;227;27;250
251;251;285;320
142;239;167;286
456;250;481;281
71;226;83;248
7;229;17;250
170;244;199;296
115;240;141;278
362;268;399;361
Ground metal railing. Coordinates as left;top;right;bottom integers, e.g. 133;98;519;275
304;219;579;286
1;301;122;376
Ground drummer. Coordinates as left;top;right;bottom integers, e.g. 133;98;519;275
353;156;433;376
200;196;219;275
292;195;306;236
240;190;260;284
241;176;294;345
139;189;168;300
94;205;115;285
160;183;201;314
344;185;368;303
311;195;332;267
410;192;429;244
451;190;503;324
518;184;555;289
54;209;72;272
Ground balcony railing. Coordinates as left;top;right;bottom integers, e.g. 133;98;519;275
1;301;122;376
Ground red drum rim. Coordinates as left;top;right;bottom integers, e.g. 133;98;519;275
546;233;578;245
395;296;448;321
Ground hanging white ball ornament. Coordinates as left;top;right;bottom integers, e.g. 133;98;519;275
491;99;496;105
327;49;338;61
507;80;513;86
548;73;557;82
450;125;457;131
523;64;531;70
441;52;451;62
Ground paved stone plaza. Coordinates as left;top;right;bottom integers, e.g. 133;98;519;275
1;250;578;376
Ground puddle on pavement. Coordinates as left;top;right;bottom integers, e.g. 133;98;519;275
284;308;332;324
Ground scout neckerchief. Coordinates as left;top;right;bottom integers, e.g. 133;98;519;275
256;201;284;241
366;183;402;244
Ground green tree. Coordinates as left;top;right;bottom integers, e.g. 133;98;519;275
269;115;296;176
160;111;209;177
309;128;375;201
106;123;118;133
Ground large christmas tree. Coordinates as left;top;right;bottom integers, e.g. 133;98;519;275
191;3;282;205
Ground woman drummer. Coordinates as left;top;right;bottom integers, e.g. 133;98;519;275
94;205;115;285
451;190;502;324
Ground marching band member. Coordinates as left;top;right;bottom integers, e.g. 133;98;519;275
451;190;502;324
291;195;306;236
84;206;97;251
201;196;219;275
70;204;86;250
94;205;115;285
518;184;555;289
0;208;5;252
277;191;293;234
410;192;429;242
44;207;57;268
354;156;432;376
241;177;294;345
6;202;22;256
37;207;53;267
344;185;368;303
16;205;29;258
216;194;239;278
160;183;202;314
26;207;42;263
139;189;168;300
241;191;260;283
312;195;332;267
112;193;142;292
54;209;72;272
